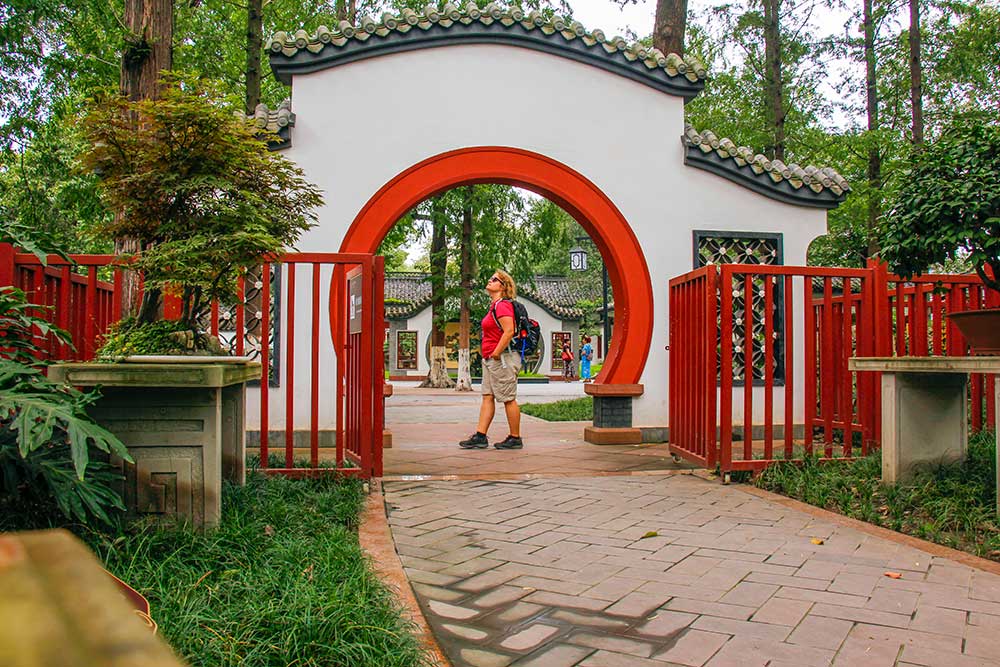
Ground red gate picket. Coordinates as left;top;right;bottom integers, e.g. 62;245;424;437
669;261;993;475
1;244;385;479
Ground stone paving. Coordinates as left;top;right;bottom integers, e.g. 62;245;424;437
384;383;683;478
384;474;1000;667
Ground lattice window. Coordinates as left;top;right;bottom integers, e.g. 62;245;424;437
694;232;784;385
209;266;282;386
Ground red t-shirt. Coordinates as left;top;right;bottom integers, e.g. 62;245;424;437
481;299;515;358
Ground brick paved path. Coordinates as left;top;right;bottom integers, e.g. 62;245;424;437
384;474;1000;667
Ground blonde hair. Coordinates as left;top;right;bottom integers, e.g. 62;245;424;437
494;269;517;299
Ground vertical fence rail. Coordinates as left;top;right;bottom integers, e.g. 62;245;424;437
668;262;997;474
1;244;385;480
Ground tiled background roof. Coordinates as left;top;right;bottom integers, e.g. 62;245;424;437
385;272;595;320
244;100;294;149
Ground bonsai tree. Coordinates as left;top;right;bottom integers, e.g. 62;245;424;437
80;74;322;352
881;118;1000;294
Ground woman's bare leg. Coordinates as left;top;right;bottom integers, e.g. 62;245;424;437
503;400;521;437
476;395;496;434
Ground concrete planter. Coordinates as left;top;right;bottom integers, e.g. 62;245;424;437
49;359;260;528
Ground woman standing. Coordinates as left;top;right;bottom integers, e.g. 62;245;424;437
561;341;575;381
458;270;523;450
580;335;593;382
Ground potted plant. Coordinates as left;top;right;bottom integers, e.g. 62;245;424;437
881;117;1000;354
47;74;322;526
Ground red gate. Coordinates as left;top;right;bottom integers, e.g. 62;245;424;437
669;261;992;475
1;245;385;479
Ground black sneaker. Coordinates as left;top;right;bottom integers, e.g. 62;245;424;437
459;432;489;449
494;435;523;450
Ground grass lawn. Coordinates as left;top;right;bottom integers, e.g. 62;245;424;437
85;474;430;667
754;430;1000;561
521;396;593;421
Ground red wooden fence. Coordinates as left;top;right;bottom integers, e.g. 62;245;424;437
1;244;385;479
669;261;994;474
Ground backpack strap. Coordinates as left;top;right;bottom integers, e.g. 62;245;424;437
490;298;511;331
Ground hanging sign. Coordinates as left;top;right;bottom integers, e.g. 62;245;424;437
348;271;363;334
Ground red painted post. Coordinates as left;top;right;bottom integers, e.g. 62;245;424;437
259;262;271;468
742;273;753;461
841;286;853;456
0;243;14;287
58;267;71;360
932;291;943;355
316;264;327;468
803;276;815;455
84;266;97;360
705;268;719;467
719;267;734;474
822;278;834;457
668;278;678;454
373;255;385;478
210;300;219;338
359;257;374;477
783;275;794;459
285;262;296;469
763;275;774;459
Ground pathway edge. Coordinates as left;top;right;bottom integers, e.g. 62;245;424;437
358;480;451;667
736;481;1000;576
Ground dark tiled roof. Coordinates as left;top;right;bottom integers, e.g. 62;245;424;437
245;100;294;150
683;125;850;209
269;3;707;99
384;272;589;320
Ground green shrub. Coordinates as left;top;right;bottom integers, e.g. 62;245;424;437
87;474;430;667
755;430;1000;559
521;396;593;421
0;286;130;527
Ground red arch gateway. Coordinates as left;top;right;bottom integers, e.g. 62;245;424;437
336;146;653;387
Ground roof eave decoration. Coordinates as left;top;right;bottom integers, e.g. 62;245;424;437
683;125;850;210
269;3;707;101
245;99;294;150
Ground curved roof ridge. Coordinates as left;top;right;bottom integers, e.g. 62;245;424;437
269;2;707;99
683;124;850;209
244;99;294;150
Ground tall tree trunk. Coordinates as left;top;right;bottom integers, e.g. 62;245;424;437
118;0;173;319
455;192;474;392
863;0;882;258
421;199;454;388
652;0;688;56
909;0;923;145
244;0;263;116
762;0;786;162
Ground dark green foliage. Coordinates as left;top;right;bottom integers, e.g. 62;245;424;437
881;118;1000;292
521;396;593;421
86;475;431;667
0;287;130;526
96;318;218;359
755;430;1000;559
80;74;322;329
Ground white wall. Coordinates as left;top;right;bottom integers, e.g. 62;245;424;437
276;43;828;429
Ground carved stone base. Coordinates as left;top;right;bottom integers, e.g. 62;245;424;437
49;362;259;528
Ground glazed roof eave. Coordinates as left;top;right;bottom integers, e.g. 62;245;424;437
683;125;850;209
268;2;707;100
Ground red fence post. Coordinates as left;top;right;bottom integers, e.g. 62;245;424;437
0;243;14;287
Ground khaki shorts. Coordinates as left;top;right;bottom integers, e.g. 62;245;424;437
481;352;521;403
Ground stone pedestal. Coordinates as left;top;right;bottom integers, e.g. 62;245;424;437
850;357;1000;513
49;361;260;527
880;372;967;483
584;383;643;445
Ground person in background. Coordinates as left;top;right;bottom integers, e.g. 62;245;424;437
580;335;593;382
561;341;575;382
458;270;524;450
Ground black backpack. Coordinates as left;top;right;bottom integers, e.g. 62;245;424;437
491;298;541;361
